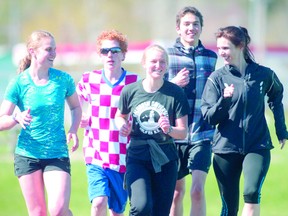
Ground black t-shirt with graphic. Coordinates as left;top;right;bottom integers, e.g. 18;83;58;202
118;79;190;161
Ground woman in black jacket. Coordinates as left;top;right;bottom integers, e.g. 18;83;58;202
201;26;288;216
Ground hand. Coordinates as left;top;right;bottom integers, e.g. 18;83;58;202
119;121;132;137
172;68;190;87
79;113;89;128
16;108;32;129
224;83;234;98
280;139;286;149
67;132;79;152
158;114;171;134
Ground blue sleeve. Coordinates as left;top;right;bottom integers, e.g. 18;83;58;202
65;73;76;98
4;76;20;105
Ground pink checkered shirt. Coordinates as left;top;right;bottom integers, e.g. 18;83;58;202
77;69;139;173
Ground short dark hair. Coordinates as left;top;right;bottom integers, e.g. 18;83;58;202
176;6;204;28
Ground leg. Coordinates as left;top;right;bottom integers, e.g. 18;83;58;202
105;169;127;216
153;160;178;216
170;178;185;216
86;164;110;216
91;196;108;216
170;143;190;216
109;209;124;216
15;155;47;216
213;153;243;216
241;203;260;216
187;142;211;216
241;150;270;216
126;157;153;216
190;170;207;216
18;170;47;216
44;170;72;216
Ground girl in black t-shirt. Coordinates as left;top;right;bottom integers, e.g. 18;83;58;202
116;44;189;216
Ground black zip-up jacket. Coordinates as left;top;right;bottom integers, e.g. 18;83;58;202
201;62;288;154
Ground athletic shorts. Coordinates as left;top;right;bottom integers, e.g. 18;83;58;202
176;141;212;180
86;164;128;214
14;154;71;177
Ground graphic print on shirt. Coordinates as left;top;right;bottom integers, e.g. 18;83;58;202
133;101;168;135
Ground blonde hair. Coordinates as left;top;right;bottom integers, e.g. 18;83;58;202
141;44;169;67
18;30;54;73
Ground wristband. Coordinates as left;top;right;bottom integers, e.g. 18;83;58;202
166;125;173;134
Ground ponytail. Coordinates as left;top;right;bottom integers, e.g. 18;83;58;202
17;30;54;74
18;55;31;74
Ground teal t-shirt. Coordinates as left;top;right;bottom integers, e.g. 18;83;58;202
4;68;76;159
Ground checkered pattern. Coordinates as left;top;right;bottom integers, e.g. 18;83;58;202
165;39;217;144
77;69;139;173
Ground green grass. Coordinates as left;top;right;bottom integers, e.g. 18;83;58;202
0;114;287;216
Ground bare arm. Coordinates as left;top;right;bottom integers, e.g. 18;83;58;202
0;100;31;130
66;92;82;152
77;95;90;128
115;109;131;137
158;114;188;139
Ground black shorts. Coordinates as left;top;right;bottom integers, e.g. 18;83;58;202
14;154;71;177
176;141;212;180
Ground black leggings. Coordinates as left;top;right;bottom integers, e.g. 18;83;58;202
213;150;270;216
125;157;178;216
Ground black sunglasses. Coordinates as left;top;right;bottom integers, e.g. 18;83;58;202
100;47;122;55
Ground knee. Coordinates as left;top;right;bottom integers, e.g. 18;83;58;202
91;197;108;212
48;195;72;216
173;187;185;203
130;205;151;216
28;207;47;216
49;206;71;216
173;181;186;202
243;189;261;204
129;200;152;216
190;184;205;201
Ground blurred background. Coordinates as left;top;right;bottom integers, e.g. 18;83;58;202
0;1;287;215
0;0;287;107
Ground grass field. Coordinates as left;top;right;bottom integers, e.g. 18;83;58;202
0;115;287;216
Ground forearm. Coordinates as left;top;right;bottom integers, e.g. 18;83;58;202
0;114;18;131
69;106;82;133
167;125;187;140
166;115;188;140
115;115;128;130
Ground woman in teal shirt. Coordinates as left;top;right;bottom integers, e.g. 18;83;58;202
0;30;82;216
